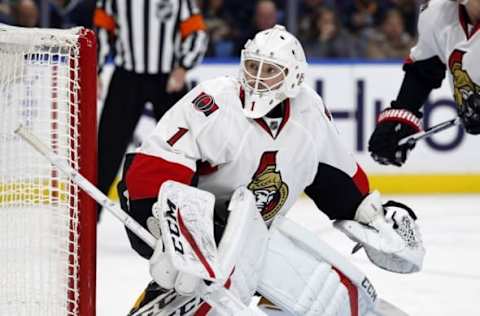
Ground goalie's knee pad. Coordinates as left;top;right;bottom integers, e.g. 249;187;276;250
258;219;357;316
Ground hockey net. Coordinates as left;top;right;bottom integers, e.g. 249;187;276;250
0;25;97;315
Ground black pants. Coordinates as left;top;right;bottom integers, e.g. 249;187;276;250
97;68;188;216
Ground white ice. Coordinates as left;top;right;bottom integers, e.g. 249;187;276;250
97;194;480;316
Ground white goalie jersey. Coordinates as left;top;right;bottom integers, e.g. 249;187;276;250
125;76;369;226
410;0;480;106
122;25;420;316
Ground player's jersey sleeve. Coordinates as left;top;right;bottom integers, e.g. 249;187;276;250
409;1;444;62
393;0;449;113
126;80;235;201
302;89;370;220
123;79;235;258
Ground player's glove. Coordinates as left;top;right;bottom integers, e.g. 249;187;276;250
368;107;422;166
458;93;480;134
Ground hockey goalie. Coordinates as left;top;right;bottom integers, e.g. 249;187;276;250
117;25;425;315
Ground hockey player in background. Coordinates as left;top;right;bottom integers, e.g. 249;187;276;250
369;0;480;166
118;25;424;315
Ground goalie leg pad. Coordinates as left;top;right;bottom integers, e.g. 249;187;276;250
221;188;270;305
257;220;353;316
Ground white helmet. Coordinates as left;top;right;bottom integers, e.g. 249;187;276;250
240;25;307;118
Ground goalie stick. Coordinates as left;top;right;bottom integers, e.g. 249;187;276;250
14;125;264;316
398;117;461;147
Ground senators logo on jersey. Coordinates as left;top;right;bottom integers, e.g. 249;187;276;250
192;92;219;116
247;151;289;222
448;49;480;107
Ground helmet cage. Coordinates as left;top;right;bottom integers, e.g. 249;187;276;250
241;53;288;95
239;50;294;118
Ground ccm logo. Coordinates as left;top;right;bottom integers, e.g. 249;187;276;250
361;277;377;303
141;290;177;314
165;199;185;255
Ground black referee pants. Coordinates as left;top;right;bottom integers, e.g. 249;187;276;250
97;68;188;217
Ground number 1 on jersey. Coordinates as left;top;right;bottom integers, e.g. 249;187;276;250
167;127;189;146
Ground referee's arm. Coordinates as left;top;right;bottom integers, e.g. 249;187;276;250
94;0;117;73
178;0;208;70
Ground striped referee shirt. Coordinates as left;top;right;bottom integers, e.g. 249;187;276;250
94;0;208;74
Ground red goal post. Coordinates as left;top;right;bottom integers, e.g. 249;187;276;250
0;25;97;316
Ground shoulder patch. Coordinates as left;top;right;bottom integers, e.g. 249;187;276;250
192;92;219;116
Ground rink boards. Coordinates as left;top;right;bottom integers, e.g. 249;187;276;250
100;60;480;194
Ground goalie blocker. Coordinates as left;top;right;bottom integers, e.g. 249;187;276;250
126;181;270;316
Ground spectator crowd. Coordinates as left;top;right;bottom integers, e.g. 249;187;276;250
0;0;420;60
0;0;95;29
201;0;418;59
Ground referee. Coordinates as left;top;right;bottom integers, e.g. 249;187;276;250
94;0;208;219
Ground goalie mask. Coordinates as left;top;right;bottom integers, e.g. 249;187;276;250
240;25;307;118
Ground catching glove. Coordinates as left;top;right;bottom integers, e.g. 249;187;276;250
335;191;425;274
368;107;422;166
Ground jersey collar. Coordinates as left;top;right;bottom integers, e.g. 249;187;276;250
239;87;291;139
459;5;480;39
254;99;291;140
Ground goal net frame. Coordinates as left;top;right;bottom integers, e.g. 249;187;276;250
0;25;97;316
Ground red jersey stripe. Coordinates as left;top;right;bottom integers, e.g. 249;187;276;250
352;163;370;196
126;153;194;200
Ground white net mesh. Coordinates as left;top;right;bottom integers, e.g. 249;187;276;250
0;25;84;316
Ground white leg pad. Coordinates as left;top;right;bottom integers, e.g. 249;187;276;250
218;188;270;306
257;219;353;316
